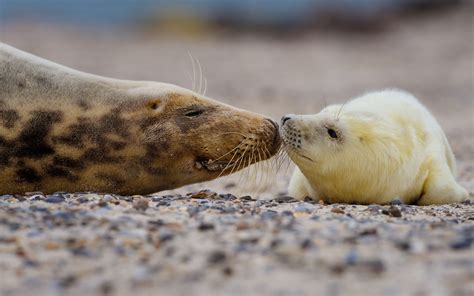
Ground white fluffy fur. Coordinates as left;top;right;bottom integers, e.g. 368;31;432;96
281;90;468;205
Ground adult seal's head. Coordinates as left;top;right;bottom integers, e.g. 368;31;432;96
281;90;468;205
0;43;281;194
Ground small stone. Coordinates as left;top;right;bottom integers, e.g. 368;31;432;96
300;238;313;249
77;196;89;203
187;205;201;217
98;196;110;207
261;210;278;220
13;196;26;202
219;193;237;201
220;206;237;214
450;237;473;249
359;228;378;236
208;250;227;265
362;259;386;274
156;200;171;207
133;197;149;211
345;249;358;265
295;202;315;214
24;191;44;196
159;229;175;242
389;198;403;205
382;205;402;217
222;266;233;276
331;207;345;214
274;196;298;203
57;275;77;288
281;210;294;217
190;190;217;199
45;195;65;203
239;195;253;201
198;222;215;231
28;194;45;201
367;204;383;213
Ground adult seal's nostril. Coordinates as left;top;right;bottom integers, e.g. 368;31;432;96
281;115;292;125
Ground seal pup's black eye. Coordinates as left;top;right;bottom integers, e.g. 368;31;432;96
185;109;204;117
327;128;338;139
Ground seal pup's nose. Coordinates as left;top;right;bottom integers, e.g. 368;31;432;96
281;115;294;125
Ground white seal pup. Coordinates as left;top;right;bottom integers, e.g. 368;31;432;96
280;90;468;205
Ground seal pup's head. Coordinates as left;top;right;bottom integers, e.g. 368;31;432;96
124;83;281;190
279;92;421;202
279;102;394;180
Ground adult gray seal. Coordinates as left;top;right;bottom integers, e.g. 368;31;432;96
0;43;280;195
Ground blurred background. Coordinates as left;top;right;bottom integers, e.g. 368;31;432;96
0;0;472;195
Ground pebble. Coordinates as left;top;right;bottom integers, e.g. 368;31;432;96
208;250;227;265
198;222;215;231
382;206;402;218
45;195;65;203
219;194;237;201
389;198;403;205
77;196;89;203
367;204;383;213
274;196;298;203
331;207;345;214
133;198;149;211
156;200;171;207
158;229;175;242
300;238;313;249
294;202;315;214
14;196;26;202
261;210;279;220
187;205;201;217
190;190;217;199
345;249;358;265
450;237;474;250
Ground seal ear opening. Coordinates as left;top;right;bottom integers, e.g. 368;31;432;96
146;100;162;110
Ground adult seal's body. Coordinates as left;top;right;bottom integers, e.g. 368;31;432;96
0;43;280;194
281;90;468;205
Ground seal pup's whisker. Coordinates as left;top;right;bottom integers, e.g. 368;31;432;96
335;99;348;121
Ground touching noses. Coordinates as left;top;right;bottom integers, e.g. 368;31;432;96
281;114;294;126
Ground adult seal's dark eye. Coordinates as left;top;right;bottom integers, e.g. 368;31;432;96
185;110;204;117
327;128;338;139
